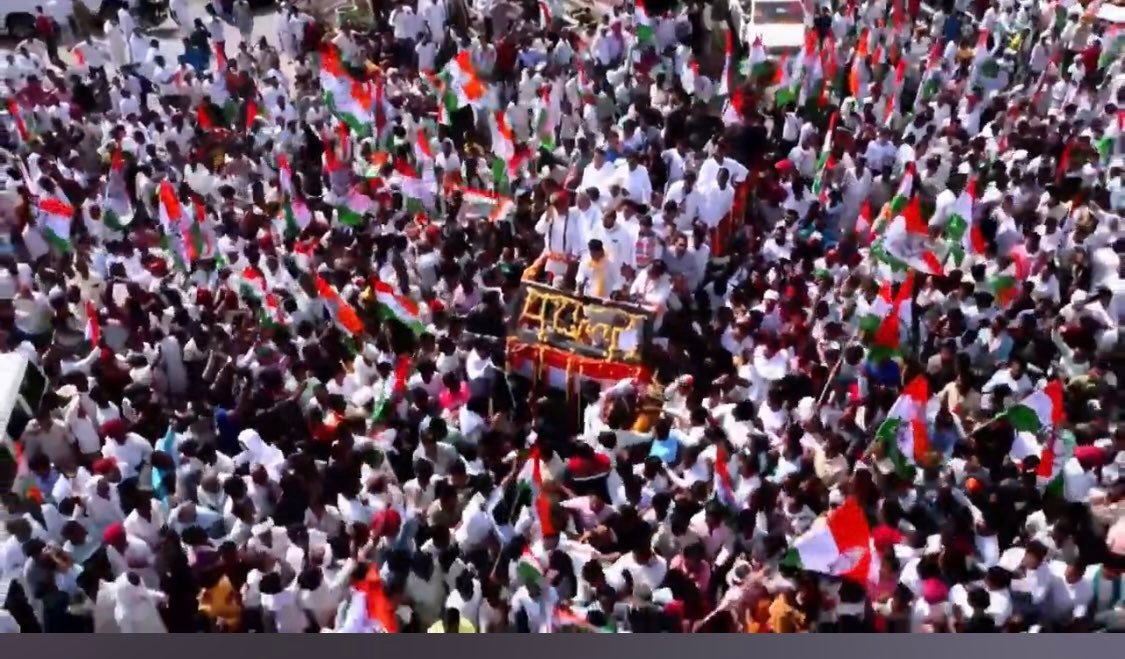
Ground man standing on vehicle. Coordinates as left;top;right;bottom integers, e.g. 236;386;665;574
34;7;62;67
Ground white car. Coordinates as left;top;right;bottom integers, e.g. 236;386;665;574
1;0;117;40
741;0;809;56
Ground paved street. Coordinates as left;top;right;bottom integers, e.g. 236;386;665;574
1;0;287;64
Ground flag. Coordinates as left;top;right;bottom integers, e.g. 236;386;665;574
531;443;555;537
371;280;425;334
245;99;261;131
635;0;654;42
712;444;737;512
989;262;1018;308
1037;429;1075;498
811;112;839;201
214;42;227;71
855;200;874;243
785;496;872;583
874;375;932;477
320;44;374;134
747;36;770;80
38;197;75;252
459;187;515;222
6;99;28;142
158;180;183;237
241;266;283;325
945;178;985;265
446;51;485;108
277;154;294;196
890;162;915;213
394;160;426;209
872;199;946;276
491;109;516;162
718;31;735;97
84;301;100;347
281;197;312;236
336;187;374;227
858;278;894;334
372;355;411;420
358;564;398;633
538;0;553;26
414;128;435;164
315;275;365;335
196;104;219;130
516;546;548;585
869;270;914;361
1001;380;1065;433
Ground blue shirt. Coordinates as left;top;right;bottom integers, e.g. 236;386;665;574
864;358;901;388
648;433;681;464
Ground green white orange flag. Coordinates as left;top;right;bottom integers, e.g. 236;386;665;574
320;44;374;134
371;280;424;334
531;443;555;538
635;0;654;42
1001;380;1065;433
872;196;946;276
336;187;374;227
38;197;75;252
786;496;872;583
945;178;986;266
414;128;435;164
158;180;183;237
372;355;411;421
868;270;914;361
447;51;486;108
282;196;312;236
315;275;366;336
875;374;933;477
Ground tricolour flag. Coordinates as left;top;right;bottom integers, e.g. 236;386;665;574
158;180;183;237
447;51;486;108
874;375;932;477
712;444;737;512
371;280;424;334
1001;380;1065;433
84;301;100;347
945;177;986;265
336;187;374;227
372;355;411;420
38;197;75;252
868;270;914;362
872;197;946;276
786;496;872;583
635;0;654;42
531;443;555;538
320;44;374;134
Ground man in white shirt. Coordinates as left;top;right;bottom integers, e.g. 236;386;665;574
587;210;636;277
615;151;653;204
579;147;616;198
664;171;703;231
535;193;584;281
698;144;748;189
575;239;624;299
697;168;736;229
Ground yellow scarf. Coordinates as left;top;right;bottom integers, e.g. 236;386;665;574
589;258;607;298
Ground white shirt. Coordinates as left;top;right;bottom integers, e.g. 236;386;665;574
697;182;736;228
101;433;153;480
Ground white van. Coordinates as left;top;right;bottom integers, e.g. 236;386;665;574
0;353;48;494
741;0;808;56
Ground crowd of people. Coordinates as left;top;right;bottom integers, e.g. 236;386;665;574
0;0;1122;634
